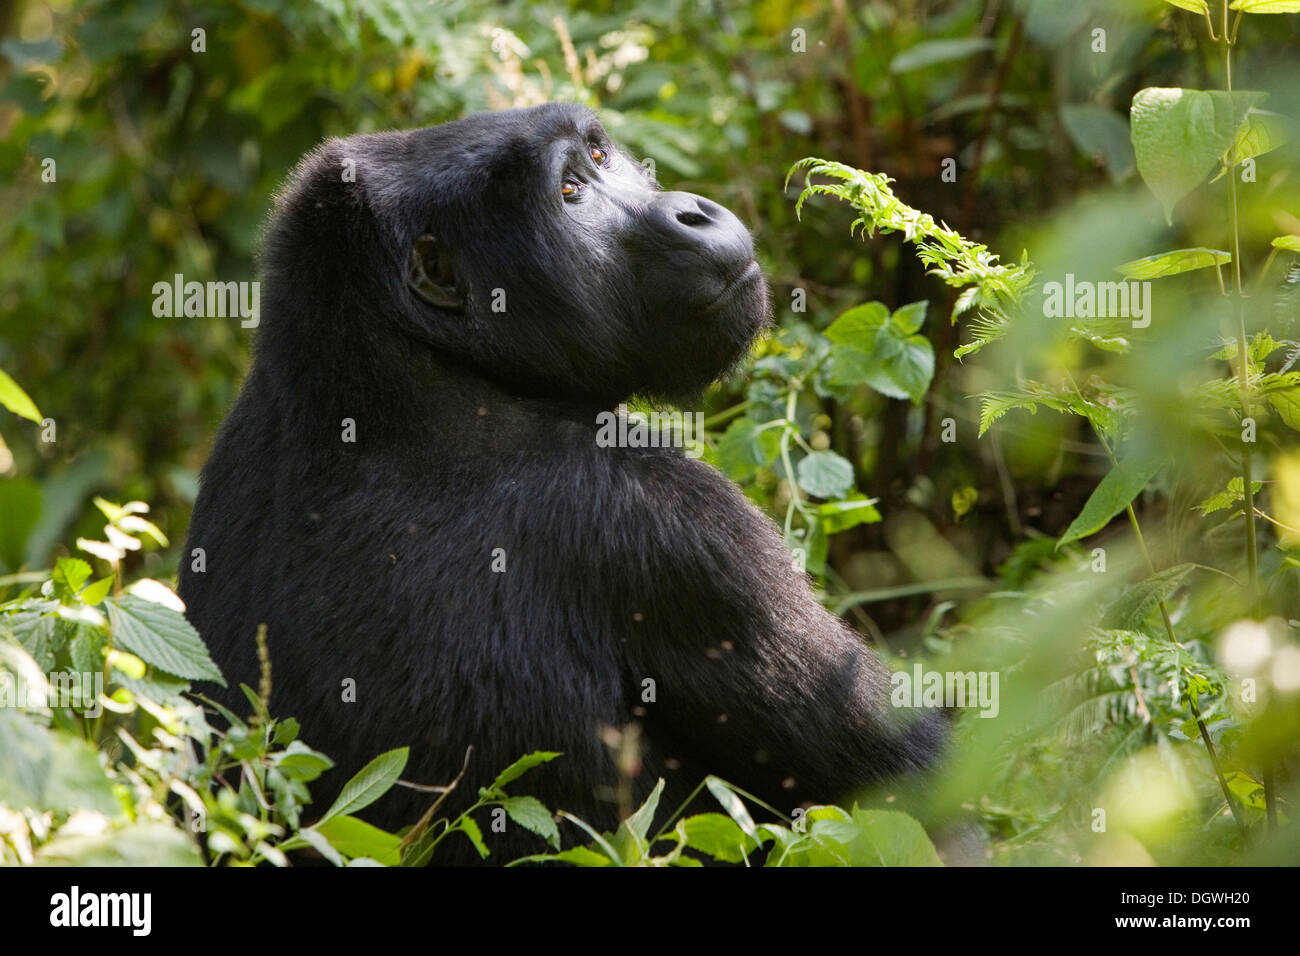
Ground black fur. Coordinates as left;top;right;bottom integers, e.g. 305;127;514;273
180;103;943;865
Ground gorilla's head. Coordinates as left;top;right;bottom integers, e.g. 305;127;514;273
260;103;770;407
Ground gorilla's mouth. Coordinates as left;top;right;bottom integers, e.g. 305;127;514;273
701;260;763;315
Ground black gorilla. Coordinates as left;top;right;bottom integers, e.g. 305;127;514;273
180;103;943;864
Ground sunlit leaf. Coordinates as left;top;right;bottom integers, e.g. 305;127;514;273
1116;248;1230;279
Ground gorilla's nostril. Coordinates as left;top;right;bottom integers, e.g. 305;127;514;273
676;210;710;228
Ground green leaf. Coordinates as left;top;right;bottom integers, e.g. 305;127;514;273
106;595;225;683
825;302;890;346
1162;0;1209;12
1268;388;1300;430
890;300;929;335
489;751;562;791
516;845;614;867
817;493;882;533
827;301;934;403
705;776;758;838
317;747;409;824
622;778;663;843
836;808;944;867
273;741;335;782
272;716;301;745
314;814;401;865
952;486;979;518
80;577;113;606
1101;564;1197;629
295;827;346;867
889;37;995;74
458;815;490;859
716;417;782;480
499;796;561;850
1116;247;1231;279
0;368;41;423
1130;88;1267;223
1061;104;1136;182
1223;109;1289;166
1272;235;1300;252
1057;453;1165;549
1230;0;1300;11
1195;477;1263;515
796;451;855;498
51;557;92;602
680;813;761;863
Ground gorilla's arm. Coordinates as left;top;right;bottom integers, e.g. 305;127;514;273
611;452;945;811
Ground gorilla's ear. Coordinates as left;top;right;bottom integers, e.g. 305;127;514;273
407;234;464;311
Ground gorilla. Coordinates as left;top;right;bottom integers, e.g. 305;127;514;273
180;103;943;864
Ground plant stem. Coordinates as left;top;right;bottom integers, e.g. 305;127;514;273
1125;504;1247;837
1222;0;1273;828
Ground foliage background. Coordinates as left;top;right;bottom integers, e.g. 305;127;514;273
2;0;1300;865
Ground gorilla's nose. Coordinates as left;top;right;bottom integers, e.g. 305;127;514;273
648;191;755;269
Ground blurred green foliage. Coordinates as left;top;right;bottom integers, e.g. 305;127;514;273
2;0;1300;866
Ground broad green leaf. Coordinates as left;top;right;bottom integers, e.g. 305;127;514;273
889;37;995;74
1162;0;1209;11
51;557;92;602
272;716;300;745
716;417;781;479
0;368;41;423
680;813;761;863
106;595;225;683
1223;109;1289;166
825;302;890;347
1131;88;1266;223
273;740;335;782
500;795;561;849
80;577;113;606
796;451;855;498
817;494;881;533
1230;0;1300;11
770;808;942;867
890;300;929;335
1272;235;1300;252
317;747;409;824
1057;452;1165;548
1061;104;1135;181
1116;247;1230;279
828;301;934;403
489;750;561;790
1269;388;1300;430
835;808;943;867
315;814;401;865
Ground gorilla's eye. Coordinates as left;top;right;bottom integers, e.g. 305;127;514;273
589;144;607;165
561;179;583;198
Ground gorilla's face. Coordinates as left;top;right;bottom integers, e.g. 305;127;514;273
270;104;770;406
